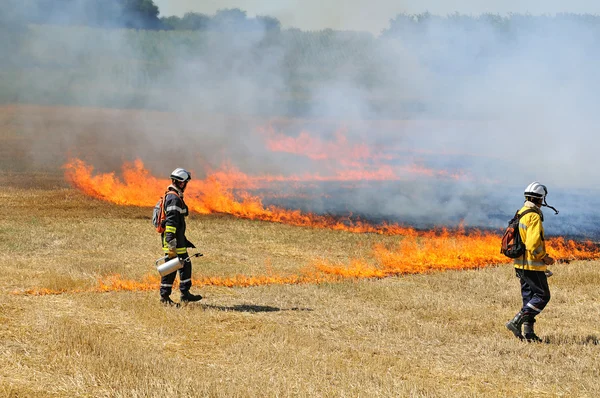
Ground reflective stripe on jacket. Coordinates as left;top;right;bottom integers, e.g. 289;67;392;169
513;201;547;271
161;186;188;255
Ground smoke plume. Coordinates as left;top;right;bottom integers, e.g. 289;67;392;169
3;1;600;238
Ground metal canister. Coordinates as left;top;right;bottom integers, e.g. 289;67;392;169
155;256;183;277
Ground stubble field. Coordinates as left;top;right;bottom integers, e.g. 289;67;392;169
1;105;599;397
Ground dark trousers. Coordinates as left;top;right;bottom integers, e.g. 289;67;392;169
516;269;551;316
160;252;192;297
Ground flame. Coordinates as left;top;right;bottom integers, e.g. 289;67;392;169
14;226;600;296
63;158;470;232
259;125;471;181
14;231;600;296
260;123;502;162
63;158;600;245
64;158;419;233
262;126;376;162
63;158;165;206
37;157;599;297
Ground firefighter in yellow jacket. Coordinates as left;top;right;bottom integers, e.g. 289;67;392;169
506;181;558;342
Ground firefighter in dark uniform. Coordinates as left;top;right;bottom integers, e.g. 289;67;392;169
506;181;558;342
160;168;203;306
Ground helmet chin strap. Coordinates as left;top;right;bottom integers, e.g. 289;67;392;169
542;198;559;215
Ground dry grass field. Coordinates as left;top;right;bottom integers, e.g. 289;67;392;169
1;105;599;397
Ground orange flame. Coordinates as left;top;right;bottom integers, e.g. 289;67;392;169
63;158;600;248
259;125;471;181
14;223;600;296
33;157;599;297
260;124;502;162
14;231;600;296
64;158;420;233
262;126;375;162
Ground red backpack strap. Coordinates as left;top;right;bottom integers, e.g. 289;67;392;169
165;189;180;199
163;189;180;204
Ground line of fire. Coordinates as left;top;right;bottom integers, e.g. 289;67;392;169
22;125;598;296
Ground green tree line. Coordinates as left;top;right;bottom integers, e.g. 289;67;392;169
4;0;280;32
6;0;600;36
3;5;600;117
4;0;160;29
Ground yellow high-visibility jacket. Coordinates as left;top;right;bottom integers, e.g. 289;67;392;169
513;202;547;271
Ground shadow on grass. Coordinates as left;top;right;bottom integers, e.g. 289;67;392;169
201;304;313;313
543;334;600;345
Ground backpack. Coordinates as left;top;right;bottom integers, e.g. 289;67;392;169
152;190;180;233
500;208;538;258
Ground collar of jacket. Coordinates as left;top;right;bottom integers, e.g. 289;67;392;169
524;200;543;216
168;184;184;198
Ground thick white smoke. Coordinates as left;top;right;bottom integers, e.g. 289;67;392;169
4;1;600;237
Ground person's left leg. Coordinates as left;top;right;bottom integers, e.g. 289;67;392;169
178;253;202;303
520;270;550;342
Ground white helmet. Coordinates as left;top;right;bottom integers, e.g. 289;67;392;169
524;181;559;214
524;181;547;199
170;168;191;183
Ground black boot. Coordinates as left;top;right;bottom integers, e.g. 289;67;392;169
506;311;525;340
160;295;180;308
181;290;202;303
523;316;543;343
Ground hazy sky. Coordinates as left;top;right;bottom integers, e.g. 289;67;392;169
154;0;600;33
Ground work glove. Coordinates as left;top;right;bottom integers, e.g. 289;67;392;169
167;239;177;258
186;239;196;249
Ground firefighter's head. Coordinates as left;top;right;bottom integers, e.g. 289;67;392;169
524;181;559;214
170;168;191;192
524;181;546;206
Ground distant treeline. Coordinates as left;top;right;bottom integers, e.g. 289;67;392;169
5;0;600;34
161;9;281;32
3;0;280;31
3;1;600;118
382;12;600;38
4;0;161;30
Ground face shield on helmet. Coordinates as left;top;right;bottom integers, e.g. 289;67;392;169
524;181;558;214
